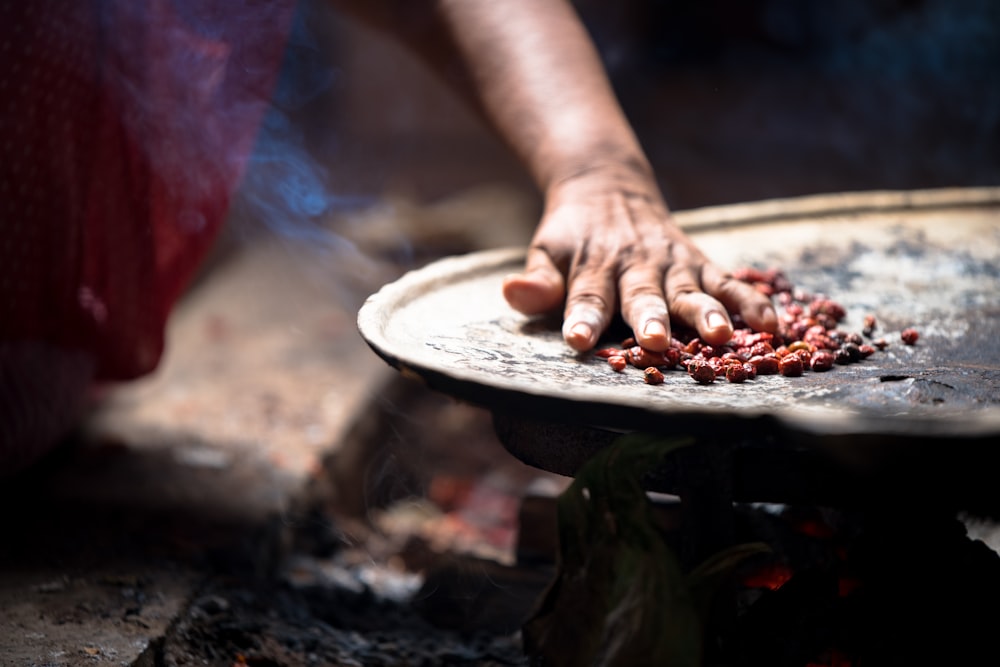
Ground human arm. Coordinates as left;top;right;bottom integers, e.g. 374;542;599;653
330;0;778;350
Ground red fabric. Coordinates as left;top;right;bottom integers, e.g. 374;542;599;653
0;0;295;380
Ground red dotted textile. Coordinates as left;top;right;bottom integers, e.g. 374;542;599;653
0;1;294;380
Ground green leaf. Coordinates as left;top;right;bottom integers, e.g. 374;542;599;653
523;433;703;667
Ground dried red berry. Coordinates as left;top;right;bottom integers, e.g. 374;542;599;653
725;364;748;383
841;343;862;363
787;340;812;354
742;362;757;380
751;354;780;375
628;345;668;369
778;355;804;377
810;351;835;372
608;355;627;372
687;360;716;385
816;313;837;330
683;338;702;355
901;328;919;345
595;347;622;359
749;341;775;357
862;314;877;337
661;347;681;369
644;367;665;385
809;298;846;321
770;271;793;294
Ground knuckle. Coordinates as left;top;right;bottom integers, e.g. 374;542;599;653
567;291;612;313
620;283;663;306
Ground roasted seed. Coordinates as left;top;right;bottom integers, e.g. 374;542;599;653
810;350;835;372
644;367;665;385
687;360;716;385
725;364;749;383
751;354;780;375
778;355;804;377
841;343;862;362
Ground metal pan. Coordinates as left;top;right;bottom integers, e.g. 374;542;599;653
358;188;1000;502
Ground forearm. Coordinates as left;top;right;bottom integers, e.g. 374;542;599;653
329;0;777;350
433;0;651;190
331;0;653;191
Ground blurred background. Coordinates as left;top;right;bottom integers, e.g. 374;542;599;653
256;0;1000;219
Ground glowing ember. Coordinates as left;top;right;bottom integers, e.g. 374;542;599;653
740;561;795;591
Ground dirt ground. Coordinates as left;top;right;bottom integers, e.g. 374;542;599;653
0;183;564;666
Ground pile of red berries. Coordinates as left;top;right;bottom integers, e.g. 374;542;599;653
595;267;919;386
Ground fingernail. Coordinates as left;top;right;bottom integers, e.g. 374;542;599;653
707;311;729;330
569;322;592;340
642;320;667;339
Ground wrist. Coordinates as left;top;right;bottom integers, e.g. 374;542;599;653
544;152;663;207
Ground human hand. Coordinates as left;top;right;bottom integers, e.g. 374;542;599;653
501;166;778;352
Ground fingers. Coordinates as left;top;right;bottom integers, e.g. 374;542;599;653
510;178;780;353
700;264;779;333
665;264;734;345
508;202;621;351
503;243;617;351
561;254;617;352
617;265;671;351
507;240;780;353
501;247;565;315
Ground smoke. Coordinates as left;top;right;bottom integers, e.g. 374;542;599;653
97;0;377;263
232;0;377;259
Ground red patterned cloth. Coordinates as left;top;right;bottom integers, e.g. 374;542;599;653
0;0;295;380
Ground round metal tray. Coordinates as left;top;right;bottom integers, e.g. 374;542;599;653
359;188;1000;505
360;187;999;429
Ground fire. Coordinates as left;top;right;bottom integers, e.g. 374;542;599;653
806;650;854;667
740;560;795;591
